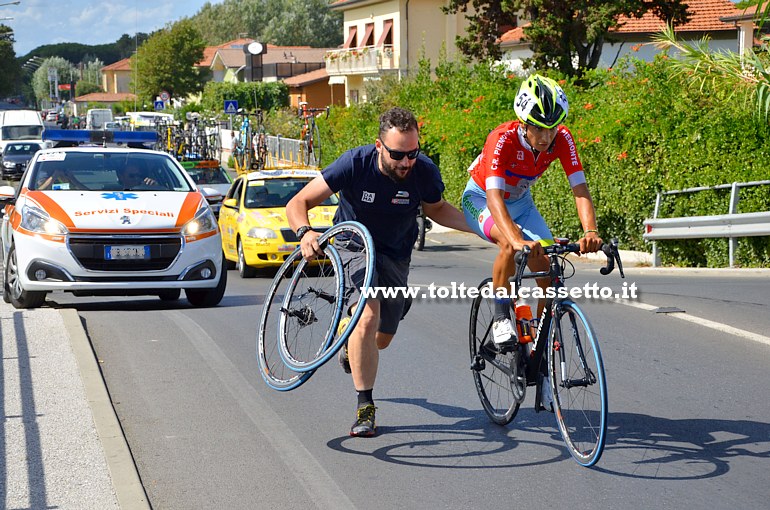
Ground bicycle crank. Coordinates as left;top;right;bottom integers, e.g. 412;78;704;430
510;350;527;404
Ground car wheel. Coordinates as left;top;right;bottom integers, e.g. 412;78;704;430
157;289;181;301
237;238;257;278
5;243;46;309
185;257;227;307
223;250;236;270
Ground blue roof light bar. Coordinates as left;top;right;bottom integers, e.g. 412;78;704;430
43;129;157;144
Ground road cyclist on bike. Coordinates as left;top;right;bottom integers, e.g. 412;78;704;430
462;74;603;352
287;107;470;437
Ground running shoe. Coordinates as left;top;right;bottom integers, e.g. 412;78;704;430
337;316;352;373
350;403;376;437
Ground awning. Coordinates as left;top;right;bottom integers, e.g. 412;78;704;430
343;26;357;48
377;20;393;46
328;76;345;85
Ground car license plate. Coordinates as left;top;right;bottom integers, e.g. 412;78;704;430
104;245;150;260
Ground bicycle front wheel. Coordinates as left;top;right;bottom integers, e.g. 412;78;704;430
257;247;334;391
469;278;519;425
548;300;607;466
311;123;322;167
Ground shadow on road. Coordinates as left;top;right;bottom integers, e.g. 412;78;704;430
327;397;770;476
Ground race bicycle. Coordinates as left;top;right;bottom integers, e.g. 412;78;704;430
469;239;624;467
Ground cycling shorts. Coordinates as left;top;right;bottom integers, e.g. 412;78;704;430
337;244;410;336
461;179;554;246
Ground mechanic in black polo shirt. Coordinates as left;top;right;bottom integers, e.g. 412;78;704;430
287;107;470;437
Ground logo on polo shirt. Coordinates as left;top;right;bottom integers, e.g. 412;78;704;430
362;191;375;203
395;190;409;198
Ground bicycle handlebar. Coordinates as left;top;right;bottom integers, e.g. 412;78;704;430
513;238;625;280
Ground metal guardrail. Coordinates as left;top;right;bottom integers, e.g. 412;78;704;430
643;180;770;267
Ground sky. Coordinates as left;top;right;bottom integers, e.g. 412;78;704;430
3;0;215;57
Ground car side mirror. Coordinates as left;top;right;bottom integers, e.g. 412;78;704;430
0;184;16;212
222;198;237;209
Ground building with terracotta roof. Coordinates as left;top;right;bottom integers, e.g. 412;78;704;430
499;0;745;74
101;58;133;95
326;0;471;105
283;68;345;108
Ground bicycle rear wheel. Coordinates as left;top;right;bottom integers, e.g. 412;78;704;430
469;278;520;425
257;247;338;391
548;300;607;466
278;221;375;373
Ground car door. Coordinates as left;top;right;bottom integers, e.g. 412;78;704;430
218;177;243;259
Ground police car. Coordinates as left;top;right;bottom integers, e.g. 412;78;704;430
0;130;226;308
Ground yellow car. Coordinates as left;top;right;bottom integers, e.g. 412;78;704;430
218;169;337;277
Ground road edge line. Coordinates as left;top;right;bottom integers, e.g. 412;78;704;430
60;308;151;510
610;298;770;347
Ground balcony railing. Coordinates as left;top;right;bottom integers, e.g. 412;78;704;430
324;45;398;75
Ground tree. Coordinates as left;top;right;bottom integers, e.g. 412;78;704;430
0;24;20;98
189;0;342;47
131;19;206;104
444;0;690;76
31;57;76;105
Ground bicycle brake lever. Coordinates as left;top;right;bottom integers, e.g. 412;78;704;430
612;238;625;278
513;245;531;286
599;243;615;276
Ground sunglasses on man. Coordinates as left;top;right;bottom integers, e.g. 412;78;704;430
379;139;420;161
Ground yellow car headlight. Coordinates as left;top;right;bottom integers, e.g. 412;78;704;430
246;227;278;239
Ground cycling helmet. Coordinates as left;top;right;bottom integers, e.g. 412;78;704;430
514;75;569;129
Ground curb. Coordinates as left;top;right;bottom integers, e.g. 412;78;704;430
60;309;151;510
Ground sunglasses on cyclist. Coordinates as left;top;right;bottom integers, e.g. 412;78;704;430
379;139;420;161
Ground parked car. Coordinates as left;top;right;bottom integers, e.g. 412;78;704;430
45;111;59;122
218;168;337;277
1;142;42;180
0;130;227;309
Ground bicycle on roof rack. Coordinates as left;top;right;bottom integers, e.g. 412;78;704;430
298;102;329;167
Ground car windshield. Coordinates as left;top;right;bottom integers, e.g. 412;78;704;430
4;143;41;156
186;165;231;185
2;125;43;141
30;151;195;192
244;178;338;208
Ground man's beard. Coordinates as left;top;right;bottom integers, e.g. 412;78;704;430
380;155;410;182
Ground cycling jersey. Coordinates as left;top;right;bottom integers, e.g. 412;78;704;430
469;120;585;201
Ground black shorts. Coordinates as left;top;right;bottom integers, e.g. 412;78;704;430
337;245;410;336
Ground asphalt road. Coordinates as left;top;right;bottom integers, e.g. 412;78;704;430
48;231;770;509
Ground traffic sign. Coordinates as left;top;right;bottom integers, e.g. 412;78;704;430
159;90;171;101
224;100;238;114
154;100;165;111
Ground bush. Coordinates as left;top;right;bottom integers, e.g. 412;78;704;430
322;55;770;267
201;81;290;113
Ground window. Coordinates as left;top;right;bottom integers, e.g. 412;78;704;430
377;19;393;46
361;23;374;47
343;26;357;49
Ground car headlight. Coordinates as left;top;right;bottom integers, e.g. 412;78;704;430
20;205;68;235
246;227;278;239
3;160;16;168
181;205;218;237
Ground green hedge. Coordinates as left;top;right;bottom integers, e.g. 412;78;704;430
320;56;770;267
201;81;290;113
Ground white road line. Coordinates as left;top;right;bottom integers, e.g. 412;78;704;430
167;312;356;509
612;298;770;346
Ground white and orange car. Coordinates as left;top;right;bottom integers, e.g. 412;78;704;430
0;131;226;308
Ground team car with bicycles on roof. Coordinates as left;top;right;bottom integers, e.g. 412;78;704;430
0;129;227;309
218;168;337;277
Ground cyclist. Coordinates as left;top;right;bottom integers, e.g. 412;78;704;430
462;74;603;348
287;107;470;437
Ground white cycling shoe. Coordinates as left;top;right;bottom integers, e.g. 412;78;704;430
492;318;517;346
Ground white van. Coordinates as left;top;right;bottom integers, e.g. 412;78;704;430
86;108;114;130
0;110;45;152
